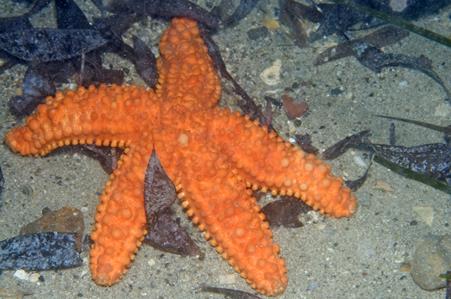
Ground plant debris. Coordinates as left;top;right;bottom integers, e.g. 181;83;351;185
330;0;451;48
322;130;371;160
0;232;82;271
324;120;450;192
103;0;220;29
282;94;309;120
143;150;201;257
345;156;373;191
262;197;311;228
0;29;107;62
370;115;451;191
350;41;451;102
20;207;85;252
314;26;409;65
200;25;268;126
370;143;450;190
78;145;123;174
8;66;56;116
212;0;260;28
375;115;451;136
200;285;262;299
294;134;319;155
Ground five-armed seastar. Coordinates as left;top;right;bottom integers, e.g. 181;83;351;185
5;17;357;296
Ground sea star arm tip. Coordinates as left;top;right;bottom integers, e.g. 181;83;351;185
209;109;357;218
5;84;159;156
90;146;152;286
156;17;221;110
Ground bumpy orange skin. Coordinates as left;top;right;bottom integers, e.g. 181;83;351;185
4;18;357;296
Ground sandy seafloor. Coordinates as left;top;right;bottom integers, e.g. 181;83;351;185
0;0;450;298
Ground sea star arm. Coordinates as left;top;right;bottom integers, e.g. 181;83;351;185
175;149;287;296
5;84;158;156
90;144;151;285
156;18;221;110
209;109;357;217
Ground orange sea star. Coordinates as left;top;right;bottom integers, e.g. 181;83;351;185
5;18;357;296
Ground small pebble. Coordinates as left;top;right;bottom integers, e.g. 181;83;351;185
260;59;282;86
412;206;434;226
282;94;308;119
410;234;451;290
390;0;409;12
218;274;236;284
434;102;451;117
147;259;156;267
14;269;40;283
398;80;408;88
353;155;367;168
399;262;412;272
262;18;280;30
373;180;394;192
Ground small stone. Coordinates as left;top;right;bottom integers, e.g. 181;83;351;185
13;269;29;280
390;0;408;12
398;80;408;88
147;259;156;267
282;94;308;120
411;234;451;290
373;180;394;192
353;155;367;168
434;102;451;117
13;269;40;282
28;272;41;283
262;18;280;30
412;206;434;226
20;207;85;251
218;274;236;284
399;262;412;272
260;59;282;86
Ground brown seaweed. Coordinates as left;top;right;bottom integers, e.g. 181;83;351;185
0;232;82;271
375;115;451;136
294;134;319;155
0;29;107;62
278;0;309;47
309;3;371;41
370;143;450;185
103;0;220;29
330;0;451;48
200;285;262;299
262;197;310;228
353;0;450;20
350;42;451;102
8;66;56;116
314;26;409;65
79;145;123;174
213;0;260;28
345;156;372;191
199;25;268;126
131;35;158;88
322;130;371;160
143;150;201;256
56;0;92;30
20;207;85;252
